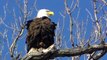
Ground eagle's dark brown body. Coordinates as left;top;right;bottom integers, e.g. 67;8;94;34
26;17;56;52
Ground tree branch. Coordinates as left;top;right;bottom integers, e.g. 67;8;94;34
64;0;74;47
91;50;106;60
93;0;101;36
102;0;107;6
9;27;24;58
22;43;107;60
9;0;28;59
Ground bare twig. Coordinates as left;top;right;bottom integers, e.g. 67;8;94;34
28;0;38;17
93;0;102;42
102;0;107;6
71;0;79;13
64;0;74;47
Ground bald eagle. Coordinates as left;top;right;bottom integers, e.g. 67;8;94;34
26;9;56;52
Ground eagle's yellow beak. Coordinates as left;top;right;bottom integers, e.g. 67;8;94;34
47;11;54;16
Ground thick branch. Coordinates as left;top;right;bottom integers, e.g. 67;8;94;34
22;43;107;60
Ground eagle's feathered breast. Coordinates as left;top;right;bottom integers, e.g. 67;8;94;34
26;17;56;52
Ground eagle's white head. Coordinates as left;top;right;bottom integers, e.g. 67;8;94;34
36;9;54;18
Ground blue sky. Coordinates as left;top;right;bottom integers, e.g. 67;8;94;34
0;0;107;60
